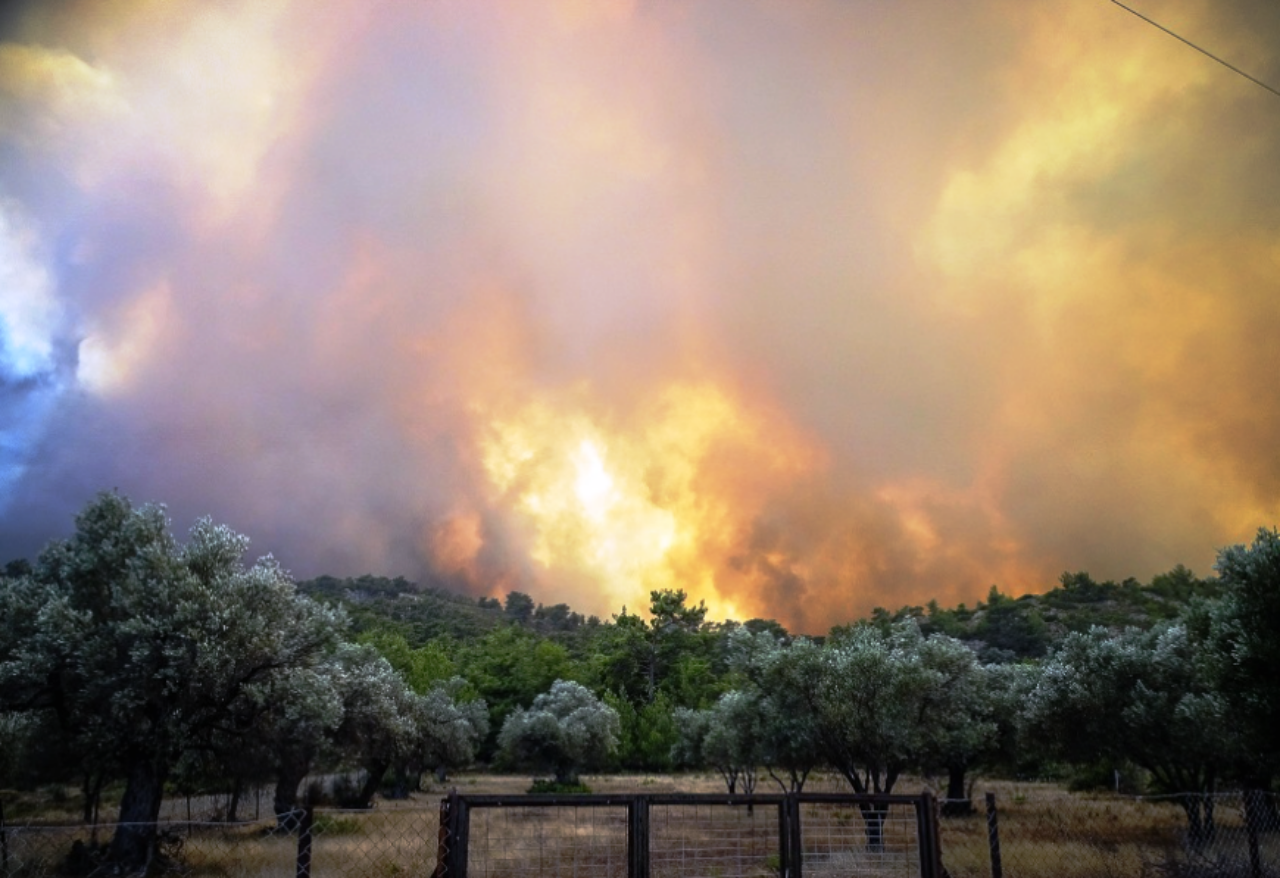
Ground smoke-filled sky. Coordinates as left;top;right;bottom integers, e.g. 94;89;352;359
2;0;1279;633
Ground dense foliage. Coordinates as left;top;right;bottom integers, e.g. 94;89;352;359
2;493;1278;859
496;680;620;785
0;494;484;870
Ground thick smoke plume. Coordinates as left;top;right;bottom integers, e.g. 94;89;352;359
2;0;1279;632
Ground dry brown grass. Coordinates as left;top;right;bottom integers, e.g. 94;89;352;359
5;776;1277;878
937;781;1280;878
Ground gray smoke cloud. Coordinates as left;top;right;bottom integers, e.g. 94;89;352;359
2;0;1279;631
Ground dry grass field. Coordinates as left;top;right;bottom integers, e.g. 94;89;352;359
936;781;1280;878
3;775;1277;878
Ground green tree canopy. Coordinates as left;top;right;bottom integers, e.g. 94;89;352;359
0;493;345;869
672;690;766;795
1024;624;1232;845
1209;528;1280;779
497;679;620;785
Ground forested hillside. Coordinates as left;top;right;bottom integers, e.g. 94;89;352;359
300;560;1224;668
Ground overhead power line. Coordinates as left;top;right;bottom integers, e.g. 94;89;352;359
1109;0;1280;100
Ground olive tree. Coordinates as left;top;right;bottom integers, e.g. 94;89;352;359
497;679;619;785
257;662;345;820
913;633;997;813
0;493;344;870
725;628;820;793
1024;624;1232;846
1197;529;1280;833
735;622;990;850
262;646;488;814
1209;528;1280;778
325;643;421;808
397;677;489;792
672;691;766;795
335;648;488;805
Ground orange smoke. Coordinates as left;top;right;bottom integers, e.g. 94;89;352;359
469;379;821;622
7;0;1278;636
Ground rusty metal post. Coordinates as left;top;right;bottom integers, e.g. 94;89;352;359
433;795;452;878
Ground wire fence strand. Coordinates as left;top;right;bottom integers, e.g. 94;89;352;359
939;790;1280;878
1;788;1277;878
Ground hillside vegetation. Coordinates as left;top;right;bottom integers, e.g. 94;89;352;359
2;492;1275;870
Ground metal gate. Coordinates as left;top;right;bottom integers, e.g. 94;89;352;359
433;790;943;878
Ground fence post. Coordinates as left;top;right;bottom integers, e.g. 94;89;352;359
984;792;1002;878
295;806;313;878
788;794;804;878
453;795;470;878
433;794;453;878
628;795;650;878
916;790;944;878
777;797;791;878
1245;789;1263;878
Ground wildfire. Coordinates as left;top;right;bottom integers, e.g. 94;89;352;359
474;380;820;620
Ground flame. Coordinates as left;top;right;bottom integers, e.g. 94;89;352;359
474;380;819;620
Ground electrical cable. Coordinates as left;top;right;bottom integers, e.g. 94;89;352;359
1109;0;1280;100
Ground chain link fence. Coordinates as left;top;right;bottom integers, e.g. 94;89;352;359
939;790;1280;878
0;807;438;878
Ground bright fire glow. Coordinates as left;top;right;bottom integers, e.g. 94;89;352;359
476;380;819;619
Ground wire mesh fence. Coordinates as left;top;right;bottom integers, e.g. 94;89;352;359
2;787;1276;878
458;798;631;878
938;789;1280;878
648;797;782;878
796;796;928;877
434;791;944;878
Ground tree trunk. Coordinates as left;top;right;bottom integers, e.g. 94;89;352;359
553;762;580;787
226;776;243;823
388;766;412;800
942;762;974;816
792;768;810;794
273;758;310;827
354;759;390;808
107;757;167;872
81;773;94;825
767;767;810;794
81;770;106;835
858;802;888;853
646;645;657;704
719;767;738;794
1180;794;1216;849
